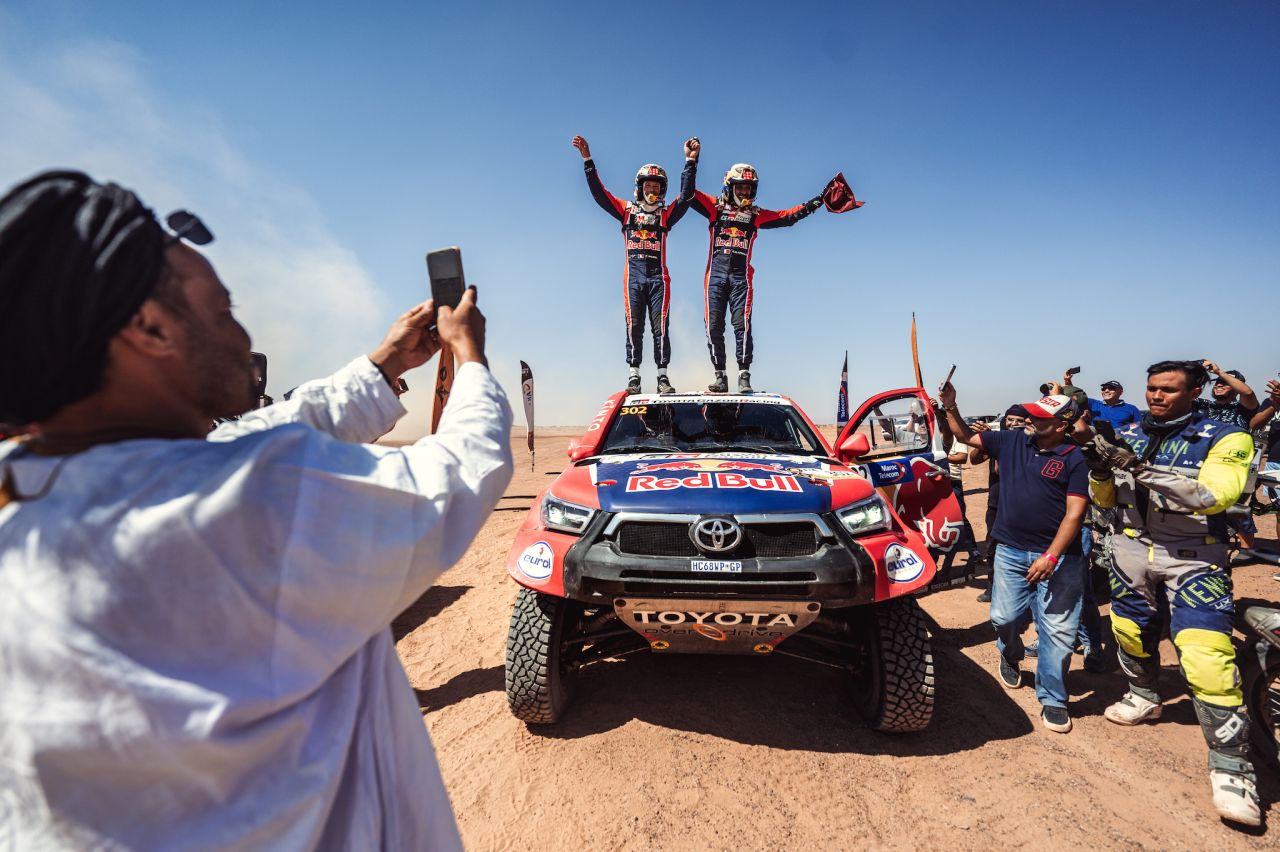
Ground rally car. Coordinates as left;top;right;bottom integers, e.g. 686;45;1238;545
503;387;968;732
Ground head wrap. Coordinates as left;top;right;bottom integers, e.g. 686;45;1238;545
1004;404;1030;419
0;170;165;424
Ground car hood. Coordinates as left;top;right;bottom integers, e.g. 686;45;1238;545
577;453;874;515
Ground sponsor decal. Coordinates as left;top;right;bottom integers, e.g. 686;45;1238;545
884;543;926;583
632;610;799;628
626;472;802;493
690;624;728;641
690;560;743;573
585;397;620;433
868;459;912;485
787;466;860;481
517;541;555;580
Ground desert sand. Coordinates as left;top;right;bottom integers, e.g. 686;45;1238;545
390;426;1279;850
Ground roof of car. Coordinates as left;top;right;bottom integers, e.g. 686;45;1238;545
623;392;793;406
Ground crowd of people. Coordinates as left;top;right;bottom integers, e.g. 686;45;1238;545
940;361;1280;827
1;163;1277;844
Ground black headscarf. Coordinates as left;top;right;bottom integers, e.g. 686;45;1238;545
0;170;165;424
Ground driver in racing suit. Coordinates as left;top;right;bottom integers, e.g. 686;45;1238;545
1084;359;1259;826
689;164;826;394
573;135;699;395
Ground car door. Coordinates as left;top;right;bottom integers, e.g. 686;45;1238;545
835;388;968;586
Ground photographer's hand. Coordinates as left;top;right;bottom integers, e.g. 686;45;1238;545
436;286;487;368
369;300;442;383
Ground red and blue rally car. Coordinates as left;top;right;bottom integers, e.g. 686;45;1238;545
504;387;969;732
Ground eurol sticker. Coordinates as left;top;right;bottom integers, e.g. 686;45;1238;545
518;541;555;580
884;543;925;583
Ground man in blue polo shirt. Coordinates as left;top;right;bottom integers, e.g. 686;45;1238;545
1089;380;1141;432
940;385;1090;734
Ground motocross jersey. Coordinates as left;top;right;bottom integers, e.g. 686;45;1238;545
1090;412;1254;542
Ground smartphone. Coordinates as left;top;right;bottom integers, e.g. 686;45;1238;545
1066;366;1081;376
944;364;957;386
426;247;466;309
250;352;268;398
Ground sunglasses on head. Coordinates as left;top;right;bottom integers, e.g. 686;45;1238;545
165;210;214;246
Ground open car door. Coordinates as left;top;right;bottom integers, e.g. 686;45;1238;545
835;388;972;592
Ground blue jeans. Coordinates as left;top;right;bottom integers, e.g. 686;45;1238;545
1078;527;1104;653
990;544;1085;708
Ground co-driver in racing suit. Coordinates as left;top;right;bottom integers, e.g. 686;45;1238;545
690;164;826;394
573;135;698;395
1084;359;1260;826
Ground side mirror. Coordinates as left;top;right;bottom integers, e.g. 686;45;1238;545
567;437;594;461
838;432;871;461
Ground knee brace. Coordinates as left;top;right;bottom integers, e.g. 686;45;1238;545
1192;697;1254;777
1174;628;1243;707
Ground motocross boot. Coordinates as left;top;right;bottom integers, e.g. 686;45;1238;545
626;375;642;395
708;372;728;393
737;371;753;394
656;374;675;395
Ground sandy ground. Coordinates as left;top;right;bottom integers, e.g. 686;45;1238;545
391;427;1280;850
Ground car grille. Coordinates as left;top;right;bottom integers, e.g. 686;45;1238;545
618;569;817;597
615;521;820;558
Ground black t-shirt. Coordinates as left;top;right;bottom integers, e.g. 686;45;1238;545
1194;398;1258;430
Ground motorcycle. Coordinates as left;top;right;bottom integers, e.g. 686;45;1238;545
1243;606;1280;770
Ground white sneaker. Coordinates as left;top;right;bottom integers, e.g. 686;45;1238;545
1210;770;1261;826
1103;691;1162;725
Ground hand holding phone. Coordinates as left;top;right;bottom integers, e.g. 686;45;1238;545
426;247;466;310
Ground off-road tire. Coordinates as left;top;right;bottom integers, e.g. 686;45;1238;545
505;587;576;724
850;597;935;732
1243;652;1280;771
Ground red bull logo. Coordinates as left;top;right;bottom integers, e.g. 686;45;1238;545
626;472;803;493
636;460;704;472
633;229;657;241
721;226;748;239
716;460;783;472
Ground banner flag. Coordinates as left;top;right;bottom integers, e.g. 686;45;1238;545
836;351;849;430
520;360;535;470
910;313;923;388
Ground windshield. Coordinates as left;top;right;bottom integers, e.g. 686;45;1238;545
599;401;825;456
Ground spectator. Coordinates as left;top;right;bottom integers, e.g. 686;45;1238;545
935;402;983;571
1085;359;1259;825
1089;380;1141;432
1190;364;1260;558
0;170;514;848
1250;377;1280;565
941;385;1090;735
972;404;1029;603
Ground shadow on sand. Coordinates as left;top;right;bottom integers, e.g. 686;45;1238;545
392;584;471;642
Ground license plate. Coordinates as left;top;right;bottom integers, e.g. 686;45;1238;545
690;560;742;573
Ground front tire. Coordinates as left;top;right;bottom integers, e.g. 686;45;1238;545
505;587;577;724
1243;650;1280;771
849;597;935;732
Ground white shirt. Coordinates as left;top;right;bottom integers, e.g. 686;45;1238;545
0;357;513;851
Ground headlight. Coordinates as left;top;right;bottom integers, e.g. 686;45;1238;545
836;496;892;536
540;493;596;535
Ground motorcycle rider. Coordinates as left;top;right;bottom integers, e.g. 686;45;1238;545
1084;359;1260;826
690;163;827;394
573;135;699;395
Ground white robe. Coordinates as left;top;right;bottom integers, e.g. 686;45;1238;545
0;357;514;851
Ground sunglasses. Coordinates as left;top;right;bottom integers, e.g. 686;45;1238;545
165;210;214;246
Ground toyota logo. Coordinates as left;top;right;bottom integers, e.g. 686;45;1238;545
690;517;742;553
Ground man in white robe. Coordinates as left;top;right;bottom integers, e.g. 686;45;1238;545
0;171;513;850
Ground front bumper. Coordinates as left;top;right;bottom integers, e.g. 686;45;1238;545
561;511;878;609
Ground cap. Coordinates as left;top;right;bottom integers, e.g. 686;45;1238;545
1060;384;1089;411
1022;394;1079;421
1215;369;1245;383
1100;380;1123;391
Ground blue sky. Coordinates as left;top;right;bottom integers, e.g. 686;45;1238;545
2;1;1277;430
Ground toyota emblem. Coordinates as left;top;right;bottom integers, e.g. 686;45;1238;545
690;517;743;553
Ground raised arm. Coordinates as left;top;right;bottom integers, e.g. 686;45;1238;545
937;381;984;449
1204;359;1258;409
573;135;626;221
664;137;700;229
756;193;824;229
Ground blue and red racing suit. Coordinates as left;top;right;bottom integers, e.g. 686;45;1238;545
690;191;822;371
583;157;696;368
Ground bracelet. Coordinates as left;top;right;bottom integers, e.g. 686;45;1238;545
944;405;959;412
1042;553;1059;565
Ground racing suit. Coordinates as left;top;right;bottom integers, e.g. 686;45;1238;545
689;192;822;371
583;157;696;368
1090;412;1256;780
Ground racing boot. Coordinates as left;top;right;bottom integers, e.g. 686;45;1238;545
656;373;675;395
737;370;753;394
626;373;642;395
1193;698;1260;825
708;371;728;393
1210;770;1261;827
1105;645;1163;724
1103;690;1162;725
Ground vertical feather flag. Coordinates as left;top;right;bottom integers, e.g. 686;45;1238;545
520;361;535;471
910;313;923;388
430;344;455;434
836;351;849;430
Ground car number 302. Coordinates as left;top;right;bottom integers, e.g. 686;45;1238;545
690;560;743;573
